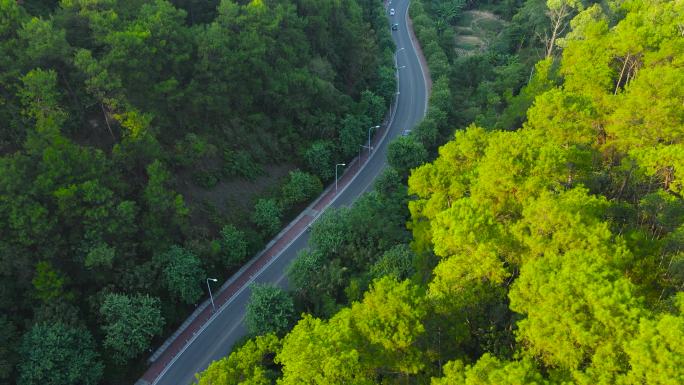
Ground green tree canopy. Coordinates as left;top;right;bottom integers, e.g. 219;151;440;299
18;323;103;385
99;293;164;363
252;198;283;237
280;169;323;209
158;245;205;304
246;284;296;336
387;136;428;177
369;244;416;280
193;333;282;385
219;224;248;269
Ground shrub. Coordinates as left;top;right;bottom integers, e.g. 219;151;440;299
158;246;205;304
245;284;295;336
339;114;370;159
280;170;323;209
223;149;264;181
387;136;429;177
252;198;282;236
219;225;248;268
303;140;335;180
194;169;219;189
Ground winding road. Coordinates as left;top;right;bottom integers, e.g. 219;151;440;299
138;0;427;383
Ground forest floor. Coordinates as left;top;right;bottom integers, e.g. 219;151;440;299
453;10;506;56
178;163;295;231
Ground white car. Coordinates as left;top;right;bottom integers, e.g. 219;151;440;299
390;8;395;15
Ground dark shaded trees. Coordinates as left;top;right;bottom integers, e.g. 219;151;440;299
246;285;296;336
158;246;205;305
99;293;164;363
18;323;103;385
0;0;394;381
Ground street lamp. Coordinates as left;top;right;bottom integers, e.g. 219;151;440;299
395;48;405;64
398;65;406;69
206;278;218;312
368;125;380;152
394;48;405;72
392;92;401;117
335;163;346;192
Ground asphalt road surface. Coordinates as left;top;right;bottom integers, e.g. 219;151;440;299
149;0;427;383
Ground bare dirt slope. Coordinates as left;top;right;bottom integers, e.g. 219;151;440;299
454;10;506;56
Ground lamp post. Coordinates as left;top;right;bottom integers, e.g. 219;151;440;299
394;48;405;70
368;125;380;152
393;48;404;119
206;278;218;312
335;163;346;192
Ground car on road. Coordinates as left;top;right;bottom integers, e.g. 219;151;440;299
390;8;395;15
402;129;411;136
392;23;398;31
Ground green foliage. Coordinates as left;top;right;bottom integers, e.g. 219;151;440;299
431;355;546;385
286;170;410;316
339;113;371;159
174;134;217;167
358;90;386;124
277;311;371;385
376;65;397;104
288;249;344;316
350;277;427;374
280;169;322;209
143;160;189;250
303;140;336;181
222;150;264;181
99;293;164;363
18;323;102;385
369;244;416;280
0;0;393;379
18;17;70;67
276;277;427;384
246;284;296;336
623;294;684;385
387;136;428;177
193;333;282;385
510;249;643;371
193;170;220;189
309;209;350;256
84;243;116;269
219;224;248;269
498;57;558;130
31;261;66;302
0;316;17;381
158;246;205;304
18;68;65;142
252;198;283;236
193;2;684;385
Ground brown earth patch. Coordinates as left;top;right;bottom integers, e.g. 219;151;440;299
177;163;296;231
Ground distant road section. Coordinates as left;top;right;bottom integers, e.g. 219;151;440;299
137;0;427;383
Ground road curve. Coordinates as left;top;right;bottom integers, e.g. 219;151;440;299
144;0;427;383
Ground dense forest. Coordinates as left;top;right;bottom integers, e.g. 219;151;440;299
195;0;684;384
0;0;396;383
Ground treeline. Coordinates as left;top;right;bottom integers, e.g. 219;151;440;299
385;0;559;174
0;0;395;383
194;0;684;384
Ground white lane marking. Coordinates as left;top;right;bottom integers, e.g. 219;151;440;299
181;312;247;385
404;0;429;116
